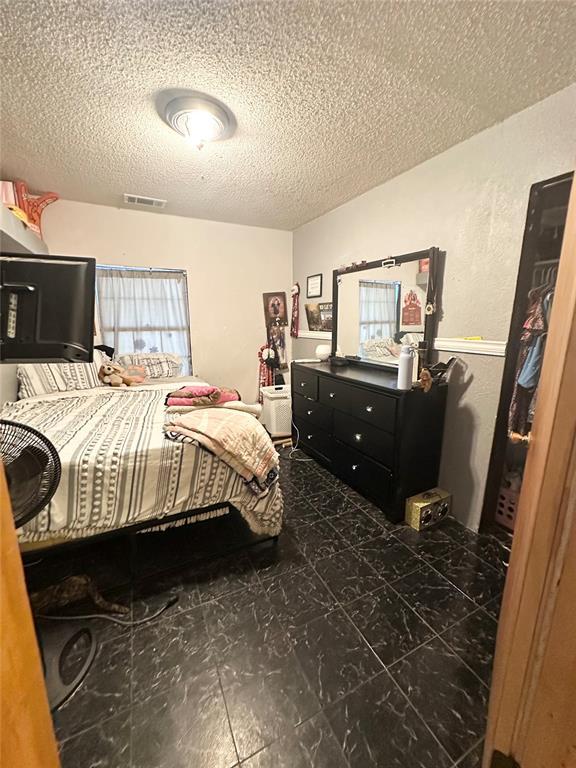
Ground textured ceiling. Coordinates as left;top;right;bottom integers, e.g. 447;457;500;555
1;1;576;230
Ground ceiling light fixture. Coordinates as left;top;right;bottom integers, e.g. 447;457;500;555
161;92;236;149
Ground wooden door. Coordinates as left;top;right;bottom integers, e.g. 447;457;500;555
484;171;576;767
0;463;61;768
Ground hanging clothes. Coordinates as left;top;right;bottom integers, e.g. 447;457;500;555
508;288;551;435
290;283;300;338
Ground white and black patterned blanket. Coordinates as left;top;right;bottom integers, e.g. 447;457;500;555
1;380;283;543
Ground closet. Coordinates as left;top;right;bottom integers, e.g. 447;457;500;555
482;171;574;533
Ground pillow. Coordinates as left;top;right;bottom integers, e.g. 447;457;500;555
115;353;182;379
17;349;110;399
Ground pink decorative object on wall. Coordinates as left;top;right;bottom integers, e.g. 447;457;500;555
14;179;59;236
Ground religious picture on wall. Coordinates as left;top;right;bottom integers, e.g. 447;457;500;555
268;324;288;370
262;292;288;327
400;286;425;332
305;302;333;332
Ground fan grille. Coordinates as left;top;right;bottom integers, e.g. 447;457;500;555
0;419;61;528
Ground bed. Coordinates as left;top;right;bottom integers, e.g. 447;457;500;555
1;377;283;547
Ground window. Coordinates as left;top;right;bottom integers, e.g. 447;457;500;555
96;266;192;373
359;280;398;344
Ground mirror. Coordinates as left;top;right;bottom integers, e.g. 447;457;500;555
333;249;439;369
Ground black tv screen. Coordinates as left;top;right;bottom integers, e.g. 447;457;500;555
0;253;96;363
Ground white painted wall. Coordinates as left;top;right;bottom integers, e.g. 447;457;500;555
293;84;576;530
42;201;293;402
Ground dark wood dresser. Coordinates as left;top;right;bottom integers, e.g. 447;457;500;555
291;361;447;522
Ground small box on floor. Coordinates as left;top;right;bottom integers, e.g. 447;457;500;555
405;488;451;531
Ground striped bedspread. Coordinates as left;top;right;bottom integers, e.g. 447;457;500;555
1;380;283;543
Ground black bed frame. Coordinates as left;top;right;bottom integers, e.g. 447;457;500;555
21;501;279;564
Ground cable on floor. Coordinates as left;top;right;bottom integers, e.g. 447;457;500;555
36;595;178;627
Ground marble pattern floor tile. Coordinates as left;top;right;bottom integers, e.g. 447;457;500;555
289;474;335;499
59;710;132;768
441;609;498;686
248;534;308;578
131;605;214;702
263;566;337;632
389;637;489;762
455;740;484;767
196;553;260;602
284;496;325;526
223;653;320;760
325;671;452;768
214;617;296;691
51;631;131;741
131;567;200;621
307;489;358;517
328;507;386;546
346;585;436;666
291;518;348;562
131;668;237;768
393;524;460;563
393;564;478;633
47;464;504;766
432;547;505;606
355;534;424;583
354;499;397;532
202;582;278;644
314;548;384;604
464;534;511;574
484;593;503;621
291;608;383;707
440;517;479;548
240;711;348;768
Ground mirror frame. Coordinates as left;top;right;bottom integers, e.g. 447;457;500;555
331;246;442;372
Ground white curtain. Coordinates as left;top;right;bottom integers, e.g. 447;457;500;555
359;280;398;343
96;267;192;374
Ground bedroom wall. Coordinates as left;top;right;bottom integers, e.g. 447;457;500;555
293;84;576;530
41;201;293;402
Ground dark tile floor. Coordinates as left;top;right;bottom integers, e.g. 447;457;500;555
28;451;511;768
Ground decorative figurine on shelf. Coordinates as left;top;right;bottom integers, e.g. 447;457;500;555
13;179;59;237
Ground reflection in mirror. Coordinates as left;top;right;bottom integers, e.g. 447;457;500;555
337;259;428;367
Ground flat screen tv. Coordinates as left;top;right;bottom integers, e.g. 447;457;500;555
0;253;96;362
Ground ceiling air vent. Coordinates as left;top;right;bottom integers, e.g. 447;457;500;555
123;193;167;210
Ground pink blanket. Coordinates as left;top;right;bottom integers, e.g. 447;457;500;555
165;385;240;407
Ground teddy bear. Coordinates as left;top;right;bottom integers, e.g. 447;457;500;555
98;362;145;387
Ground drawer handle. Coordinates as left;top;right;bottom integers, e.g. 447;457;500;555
354;433;362;442
307;409;313;415
351;464;359;471
300;382;306;387
307;434;313;440
365;405;373;413
329;392;336;398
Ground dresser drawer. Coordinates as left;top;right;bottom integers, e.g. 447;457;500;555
318;378;396;432
293;394;333;431
292;368;319;400
334;411;394;468
293;418;332;460
333;443;392;504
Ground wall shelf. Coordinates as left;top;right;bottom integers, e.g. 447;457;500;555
434;337;506;357
298;330;332;340
0;206;49;255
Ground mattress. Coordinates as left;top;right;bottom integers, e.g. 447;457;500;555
1;378;282;543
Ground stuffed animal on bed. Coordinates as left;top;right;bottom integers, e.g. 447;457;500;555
98;362;145;387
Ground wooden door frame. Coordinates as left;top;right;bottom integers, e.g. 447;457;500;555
484;166;576;765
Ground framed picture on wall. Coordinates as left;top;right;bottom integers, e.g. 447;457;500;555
306;273;322;298
305;302;333;331
262;292;288;327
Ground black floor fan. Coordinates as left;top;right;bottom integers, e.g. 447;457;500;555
1;419;96;711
